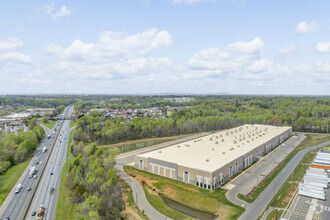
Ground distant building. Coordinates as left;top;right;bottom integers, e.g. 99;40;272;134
25;108;55;116
164;97;195;103
2;122;27;134
135;124;292;190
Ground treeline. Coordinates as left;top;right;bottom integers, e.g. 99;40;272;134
170;97;330;133
65;142;123;219
73;96;329;145
0;124;45;174
0;96;75;113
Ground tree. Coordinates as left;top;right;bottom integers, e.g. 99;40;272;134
41;116;48;123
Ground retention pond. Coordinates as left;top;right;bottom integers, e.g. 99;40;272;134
159;193;219;220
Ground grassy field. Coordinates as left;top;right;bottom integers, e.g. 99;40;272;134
124;166;245;220
104;135;186;149
259;142;330;219
269;148;322;209
40;120;57;129
55;131;74;220
266;209;283;220
69;120;75;128
238;134;330;203
0;159;31;206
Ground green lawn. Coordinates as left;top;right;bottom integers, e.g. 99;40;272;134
144;187;194;219
55;131;74;220
104;135;186;149
70;120;75;128
238;134;330;203
259;143;330;219
269;149;322;209
266;209;283;220
0;159;31;206
40;120;57;129
124;166;245;220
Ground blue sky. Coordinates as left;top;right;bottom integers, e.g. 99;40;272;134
0;0;329;95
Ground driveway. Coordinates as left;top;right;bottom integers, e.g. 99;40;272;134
225;134;306;208
239;141;330;220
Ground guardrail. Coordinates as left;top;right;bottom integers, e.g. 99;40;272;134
20;120;65;219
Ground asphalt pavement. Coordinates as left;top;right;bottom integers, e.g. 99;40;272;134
225;134;306;208
0;106;73;220
239;140;330;220
26;107;74;220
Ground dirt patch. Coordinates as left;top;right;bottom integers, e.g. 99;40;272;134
162;186;178;200
121;208;144;220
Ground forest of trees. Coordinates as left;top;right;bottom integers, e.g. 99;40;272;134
0;122;45;174
73;96;329;145
65;142;123;219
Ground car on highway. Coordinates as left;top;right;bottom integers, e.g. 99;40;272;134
15;184;23;194
32;211;36;216
50;172;54;175
27;186;31;191
33;175;37;179
36;161;39;164
4;217;10;220
40;161;43;165
50;187;54;195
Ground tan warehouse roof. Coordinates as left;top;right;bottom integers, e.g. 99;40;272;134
138;124;291;173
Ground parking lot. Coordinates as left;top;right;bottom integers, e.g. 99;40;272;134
284;177;330;220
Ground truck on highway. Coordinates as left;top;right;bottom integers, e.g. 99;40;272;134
15;184;23;194
37;206;45;220
42;146;47;153
29;166;36;178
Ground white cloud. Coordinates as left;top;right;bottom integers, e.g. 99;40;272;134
43;3;71;20
45;29;175;81
0;38;23;50
184;38;290;85
226;37;264;54
296;21;316;33
295;61;330;83
278;45;294;54
316;41;330;53
0;52;32;64
188;48;229;69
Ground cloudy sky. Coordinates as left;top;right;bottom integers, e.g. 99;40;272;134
0;0;329;95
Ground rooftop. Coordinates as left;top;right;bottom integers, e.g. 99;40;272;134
138;124;291;173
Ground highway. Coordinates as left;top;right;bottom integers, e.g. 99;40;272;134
0;105;73;220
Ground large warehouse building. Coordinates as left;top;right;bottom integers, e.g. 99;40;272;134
135;124;292;190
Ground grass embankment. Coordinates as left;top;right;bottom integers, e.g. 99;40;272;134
266;209;283;220
70;120;75;128
104;135;186;149
124;166;245;220
55;131;75;220
238;134;330;203
0;159;31;206
119;178;150;220
40;120;56;129
269;148;325;209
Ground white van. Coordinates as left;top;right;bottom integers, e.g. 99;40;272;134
15;184;23;194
